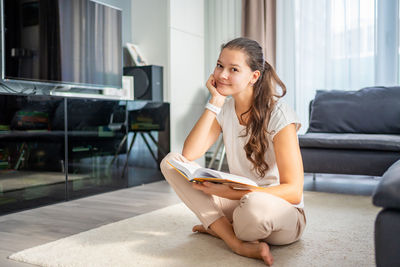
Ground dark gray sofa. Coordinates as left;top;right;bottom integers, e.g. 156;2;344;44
372;159;400;267
299;86;400;177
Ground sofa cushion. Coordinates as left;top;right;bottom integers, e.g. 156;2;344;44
299;133;400;151
373;159;400;209
308;86;400;134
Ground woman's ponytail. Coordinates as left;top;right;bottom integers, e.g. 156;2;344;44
260;61;286;98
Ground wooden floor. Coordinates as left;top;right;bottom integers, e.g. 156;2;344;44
0;173;379;267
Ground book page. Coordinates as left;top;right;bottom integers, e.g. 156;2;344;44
194;168;258;187
194;169;221;178
168;159;201;180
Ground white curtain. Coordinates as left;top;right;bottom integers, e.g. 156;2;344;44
277;0;399;134
204;0;242;82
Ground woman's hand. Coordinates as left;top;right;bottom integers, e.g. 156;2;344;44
192;181;250;200
206;74;226;107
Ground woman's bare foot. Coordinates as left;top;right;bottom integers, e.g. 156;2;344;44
235;241;274;266
192;224;220;238
259;242;274;266
195;218;273;265
193;224;273;265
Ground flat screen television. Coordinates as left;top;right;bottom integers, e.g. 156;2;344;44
1;0;122;89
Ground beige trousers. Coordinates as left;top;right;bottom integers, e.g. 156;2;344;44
160;152;307;245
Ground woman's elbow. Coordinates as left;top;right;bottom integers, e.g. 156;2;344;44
182;142;205;161
291;184;303;205
282;182;303;205
293;192;303;205
182;151;195;161
181;146;200;161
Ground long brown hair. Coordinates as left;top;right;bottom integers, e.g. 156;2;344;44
221;37;286;177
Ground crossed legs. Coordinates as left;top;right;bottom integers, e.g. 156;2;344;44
160;152;305;266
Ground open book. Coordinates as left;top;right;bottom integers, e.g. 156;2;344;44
167;159;262;190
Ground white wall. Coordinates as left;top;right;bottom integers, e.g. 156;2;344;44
131;0;169;97
169;0;206;165
131;0;205;165
203;0;241;155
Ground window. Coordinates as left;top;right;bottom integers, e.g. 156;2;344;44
277;0;399;133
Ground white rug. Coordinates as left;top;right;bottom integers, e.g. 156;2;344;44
9;191;379;267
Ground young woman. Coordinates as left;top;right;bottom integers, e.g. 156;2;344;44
160;37;306;266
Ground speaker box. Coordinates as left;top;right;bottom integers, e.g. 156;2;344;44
123;65;163;101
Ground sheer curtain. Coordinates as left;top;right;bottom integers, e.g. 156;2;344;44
277;0;399;134
204;0;241;82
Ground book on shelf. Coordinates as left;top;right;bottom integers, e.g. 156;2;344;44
167;159;262;190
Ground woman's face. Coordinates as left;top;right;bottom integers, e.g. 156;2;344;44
213;48;260;96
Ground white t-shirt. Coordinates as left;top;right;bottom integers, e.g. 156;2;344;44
216;97;304;208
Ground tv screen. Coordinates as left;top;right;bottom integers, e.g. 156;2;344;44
2;0;122;89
